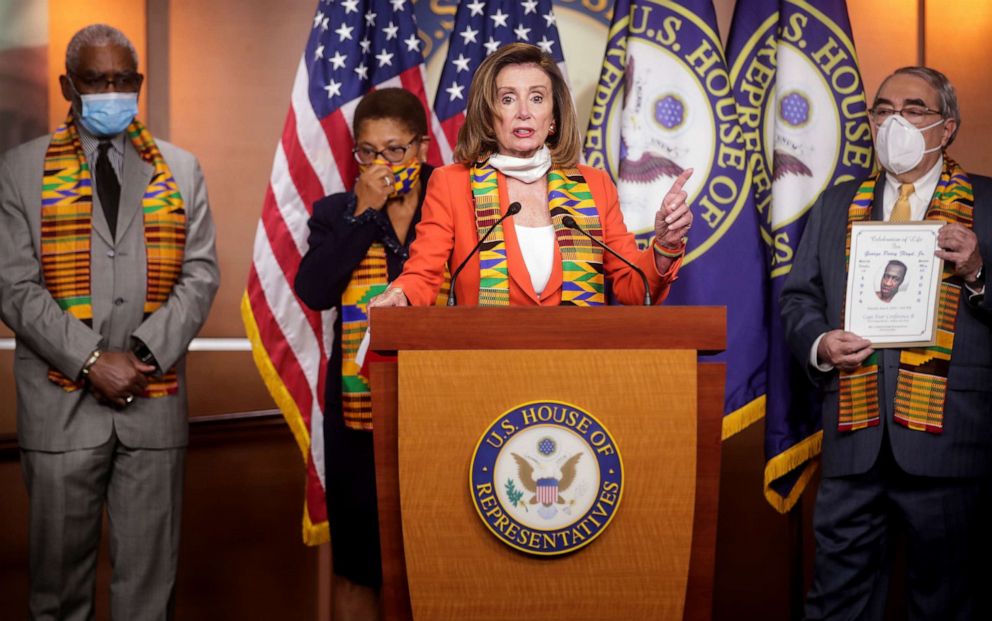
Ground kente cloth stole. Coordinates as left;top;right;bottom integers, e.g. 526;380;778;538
839;158;973;433
340;243;388;431
470;162;605;306
340;242;449;431
41;115;186;397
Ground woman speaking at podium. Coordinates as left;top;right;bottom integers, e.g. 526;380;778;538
369;43;692;309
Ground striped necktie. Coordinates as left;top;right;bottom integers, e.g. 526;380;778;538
889;183;914;222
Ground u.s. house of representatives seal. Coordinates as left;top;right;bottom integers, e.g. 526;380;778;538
469;401;624;556
584;0;754;260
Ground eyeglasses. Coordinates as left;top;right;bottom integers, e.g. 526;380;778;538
869;105;943;125
352;138;419;165
70;71;143;92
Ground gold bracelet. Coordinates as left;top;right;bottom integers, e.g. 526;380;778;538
81;349;102;377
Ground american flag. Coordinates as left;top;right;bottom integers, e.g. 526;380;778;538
241;0;451;546
434;0;567;150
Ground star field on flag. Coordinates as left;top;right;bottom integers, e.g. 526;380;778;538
434;0;566;150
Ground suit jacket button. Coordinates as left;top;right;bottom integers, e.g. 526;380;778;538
106;250;116;258
114;298;125;306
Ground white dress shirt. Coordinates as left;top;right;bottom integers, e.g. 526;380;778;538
77;121;126;182
515;224;555;296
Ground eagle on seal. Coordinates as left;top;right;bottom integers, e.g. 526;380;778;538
511;453;583;507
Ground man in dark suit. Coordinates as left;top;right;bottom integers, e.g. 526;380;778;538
781;67;991;620
0;24;218;619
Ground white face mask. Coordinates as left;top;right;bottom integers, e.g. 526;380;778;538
488;145;551;184
875;114;945;175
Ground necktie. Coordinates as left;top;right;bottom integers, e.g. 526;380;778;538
95;141;121;238
889;183;914;222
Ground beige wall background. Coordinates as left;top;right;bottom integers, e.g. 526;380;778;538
2;0;992;432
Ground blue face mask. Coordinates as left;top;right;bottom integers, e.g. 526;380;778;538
78;92;138;136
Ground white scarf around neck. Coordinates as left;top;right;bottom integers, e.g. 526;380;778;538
488;145;552;183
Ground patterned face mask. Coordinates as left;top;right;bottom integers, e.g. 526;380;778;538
361;160;422;198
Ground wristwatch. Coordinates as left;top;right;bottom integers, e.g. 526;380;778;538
132;340;159;369
965;266;985;289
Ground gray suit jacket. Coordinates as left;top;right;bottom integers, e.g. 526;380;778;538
781;169;992;479
0;130;219;451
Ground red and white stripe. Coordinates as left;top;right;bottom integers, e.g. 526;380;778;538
243;55;452;545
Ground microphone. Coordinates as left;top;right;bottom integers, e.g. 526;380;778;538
447;201;523;306
561;215;652;306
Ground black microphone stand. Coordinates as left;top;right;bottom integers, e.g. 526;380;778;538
447;202;523;306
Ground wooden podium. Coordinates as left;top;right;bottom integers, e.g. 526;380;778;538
370;306;725;621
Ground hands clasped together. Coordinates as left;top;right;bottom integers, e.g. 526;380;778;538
86;351;156;410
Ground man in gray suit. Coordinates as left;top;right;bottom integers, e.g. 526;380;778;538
0;24;218;619
782;67;991;620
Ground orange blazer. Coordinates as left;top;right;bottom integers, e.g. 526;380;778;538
392;163;682;306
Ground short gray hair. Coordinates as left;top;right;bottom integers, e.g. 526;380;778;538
883;66;960;146
65;24;139;74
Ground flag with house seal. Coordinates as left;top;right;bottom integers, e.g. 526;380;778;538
726;0;874;512
584;0;769;440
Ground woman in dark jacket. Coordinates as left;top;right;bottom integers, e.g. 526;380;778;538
294;87;436;620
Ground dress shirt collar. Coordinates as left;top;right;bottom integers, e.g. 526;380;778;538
882;157;943;221
75;118;127;160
